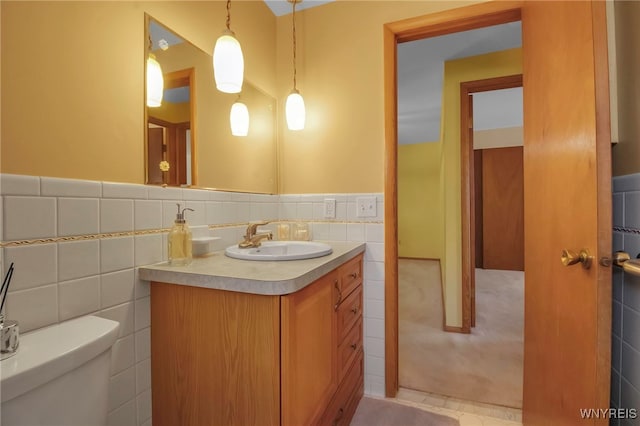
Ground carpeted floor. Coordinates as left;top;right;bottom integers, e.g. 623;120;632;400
398;259;524;408
351;397;459;426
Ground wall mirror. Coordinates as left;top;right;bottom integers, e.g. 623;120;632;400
145;16;278;193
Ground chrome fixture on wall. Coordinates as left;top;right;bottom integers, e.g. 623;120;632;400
285;0;305;131
213;0;244;93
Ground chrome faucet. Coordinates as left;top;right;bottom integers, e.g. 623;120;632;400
239;221;273;248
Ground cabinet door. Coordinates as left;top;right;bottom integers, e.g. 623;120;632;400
281;271;339;426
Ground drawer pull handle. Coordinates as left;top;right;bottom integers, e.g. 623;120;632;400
332;408;345;426
334;280;342;311
350;272;358;279
351;306;359;315
350;343;357;350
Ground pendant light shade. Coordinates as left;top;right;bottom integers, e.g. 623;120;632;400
230;99;249;136
287;0;304;131
213;30;244;93
213;1;244;94
146;53;164;108
286;89;305;131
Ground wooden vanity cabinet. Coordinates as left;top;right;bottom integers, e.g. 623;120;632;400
150;253;364;426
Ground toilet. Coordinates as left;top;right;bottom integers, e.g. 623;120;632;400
1;316;120;426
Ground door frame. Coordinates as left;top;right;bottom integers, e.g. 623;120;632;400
384;2;611;416
383;0;523;397
460;74;523;332
145;68;198;186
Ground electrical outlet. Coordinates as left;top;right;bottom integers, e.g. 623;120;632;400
356;196;377;218
324;198;336;218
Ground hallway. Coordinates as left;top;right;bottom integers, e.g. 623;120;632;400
398;259;524;408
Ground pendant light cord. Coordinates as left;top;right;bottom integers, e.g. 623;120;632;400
226;0;232;30
292;1;298;90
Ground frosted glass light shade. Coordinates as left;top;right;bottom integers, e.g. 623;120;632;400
213;30;244;94
230;101;249;137
286;90;305;131
146;54;164;107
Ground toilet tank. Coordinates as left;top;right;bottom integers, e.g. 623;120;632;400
1;316;120;426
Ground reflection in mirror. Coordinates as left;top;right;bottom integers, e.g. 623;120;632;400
145;16;278;194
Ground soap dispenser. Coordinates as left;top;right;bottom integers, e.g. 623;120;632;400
168;203;194;266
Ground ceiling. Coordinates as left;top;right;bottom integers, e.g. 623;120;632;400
398;21;522;144
264;0;334;16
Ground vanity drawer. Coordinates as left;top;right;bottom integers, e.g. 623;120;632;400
337;285;362;344
338;255;363;300
338;318;362;382
319;350;364;426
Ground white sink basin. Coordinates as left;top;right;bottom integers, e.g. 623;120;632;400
225;241;333;261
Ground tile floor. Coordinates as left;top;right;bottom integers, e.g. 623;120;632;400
394;388;523;426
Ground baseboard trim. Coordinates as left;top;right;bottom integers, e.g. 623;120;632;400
398;256;440;261
443;325;471;334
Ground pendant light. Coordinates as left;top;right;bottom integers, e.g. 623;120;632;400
286;0;305;131
213;0;244;93
230;97;249;136
146;36;164;108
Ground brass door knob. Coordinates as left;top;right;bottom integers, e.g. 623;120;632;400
561;249;592;269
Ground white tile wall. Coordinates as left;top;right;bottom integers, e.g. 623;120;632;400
0;173;387;424
58;276;101;320
4;196;57;240
101;199;134;233
58;240;100;281
41;176;102;198
102;269;135;308
101;237;134;273
4;243;57;291
58;198;100;236
111;334;136;375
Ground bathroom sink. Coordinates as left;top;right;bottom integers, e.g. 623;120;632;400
225;241;333;261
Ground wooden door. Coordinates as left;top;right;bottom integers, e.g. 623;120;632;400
281;271;339;426
384;1;611;422
147;126;164;184
482;146;524;271
522;1;611;424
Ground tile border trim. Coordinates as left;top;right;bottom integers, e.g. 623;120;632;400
614;227;640;235
0;219;384;247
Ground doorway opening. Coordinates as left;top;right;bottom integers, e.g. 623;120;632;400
386;2;612;423
396;43;525;409
146;68;197;186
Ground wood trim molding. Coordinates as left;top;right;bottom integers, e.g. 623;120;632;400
386;1;522;43
592;0;613;414
443;325;468;333
398;257;440;261
383;22;399;399
460;74;522;333
383;1;524;399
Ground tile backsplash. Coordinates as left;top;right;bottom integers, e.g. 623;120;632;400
0;173;386;426
611;172;640;424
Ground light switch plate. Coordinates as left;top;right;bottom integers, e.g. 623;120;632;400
324;199;336;218
356;196;377;218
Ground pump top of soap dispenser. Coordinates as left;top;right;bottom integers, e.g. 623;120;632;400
175;203;194;224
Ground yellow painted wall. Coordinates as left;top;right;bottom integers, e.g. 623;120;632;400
441;48;523;328
1;1;276;184
612;0;640;176
398;142;443;259
275;1;482;194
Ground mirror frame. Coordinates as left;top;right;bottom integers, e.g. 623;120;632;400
143;14;279;194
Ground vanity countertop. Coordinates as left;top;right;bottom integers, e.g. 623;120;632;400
138;241;366;295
